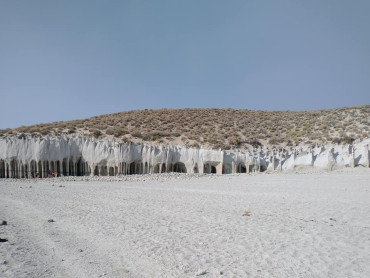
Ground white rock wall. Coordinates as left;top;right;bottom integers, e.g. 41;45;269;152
0;136;369;178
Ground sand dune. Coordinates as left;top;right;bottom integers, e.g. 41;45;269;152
1;169;370;277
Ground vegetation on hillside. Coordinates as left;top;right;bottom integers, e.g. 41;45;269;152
0;106;369;149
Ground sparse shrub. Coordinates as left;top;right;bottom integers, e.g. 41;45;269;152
106;128;115;135
92;129;101;138
247;138;262;148
268;138;279;145
343;136;355;144
122;137;131;143
191;142;200;148
131;131;142;138
0;129;11;136
229;136;242;146
40;128;50;135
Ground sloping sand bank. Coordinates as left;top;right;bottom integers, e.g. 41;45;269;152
1;169;370;278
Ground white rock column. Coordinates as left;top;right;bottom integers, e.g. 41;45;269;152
365;144;369;167
351;146;355;168
328;148;335;171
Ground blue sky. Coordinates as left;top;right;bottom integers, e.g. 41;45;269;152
0;0;369;129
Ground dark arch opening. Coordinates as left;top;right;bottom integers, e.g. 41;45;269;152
6;163;9;178
76;158;83;176
37;161;42;178
193;163;199;173
173;162;187;173
62;159;68;176
10;160;16;178
161;163;166;173
0;160;5;178
50;161;55;173
154;164;160;173
211;165;217;174
69;160;74;176
237;163;246;173
260;164;267;172
24;163;28;178
30;160;36;178
101;166;108;176
129;162;136;175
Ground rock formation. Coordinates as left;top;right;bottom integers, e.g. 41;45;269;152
0;136;369;178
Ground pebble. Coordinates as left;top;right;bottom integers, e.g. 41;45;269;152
196;270;207;276
48;219;55;223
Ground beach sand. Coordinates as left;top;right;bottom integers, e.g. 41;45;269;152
1;169;370;277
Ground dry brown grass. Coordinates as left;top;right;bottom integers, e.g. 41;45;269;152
1;106;369;149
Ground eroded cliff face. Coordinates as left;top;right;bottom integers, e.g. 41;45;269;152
0;136;369;178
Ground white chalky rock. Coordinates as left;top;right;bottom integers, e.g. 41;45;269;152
0;135;369;178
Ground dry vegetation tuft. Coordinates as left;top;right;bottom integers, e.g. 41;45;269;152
1;106;369;149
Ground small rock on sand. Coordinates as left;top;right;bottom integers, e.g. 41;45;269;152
196;270;207;276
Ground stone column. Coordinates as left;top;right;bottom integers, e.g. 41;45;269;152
66;159;69;176
36;161;40;178
5;163;9;178
41;161;45;178
9;162;13;178
350;146;355;168
278;151;282;172
365;144;369;168
60;161;64;176
328;148;335;171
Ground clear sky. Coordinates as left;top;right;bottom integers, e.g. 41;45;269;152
0;0;369;129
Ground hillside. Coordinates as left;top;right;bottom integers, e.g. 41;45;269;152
1;106;369;150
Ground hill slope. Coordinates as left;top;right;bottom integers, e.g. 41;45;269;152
1;106;369;150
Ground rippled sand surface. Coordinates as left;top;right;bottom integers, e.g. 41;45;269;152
1;169;370;278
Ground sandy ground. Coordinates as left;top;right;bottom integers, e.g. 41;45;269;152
1;169;370;278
